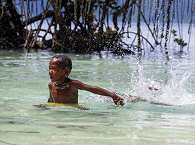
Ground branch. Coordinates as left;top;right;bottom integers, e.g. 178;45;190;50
136;4;161;47
120;31;155;51
22;10;55;25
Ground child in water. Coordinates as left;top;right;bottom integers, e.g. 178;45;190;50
48;55;124;106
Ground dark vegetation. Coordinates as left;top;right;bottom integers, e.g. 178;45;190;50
0;0;194;60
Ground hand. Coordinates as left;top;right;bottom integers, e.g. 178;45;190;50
148;86;159;91
127;95;147;103
113;95;124;106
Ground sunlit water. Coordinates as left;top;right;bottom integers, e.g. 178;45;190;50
0;46;195;145
1;20;195;145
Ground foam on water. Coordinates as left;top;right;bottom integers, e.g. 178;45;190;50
127;60;195;106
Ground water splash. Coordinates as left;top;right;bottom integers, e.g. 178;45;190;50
158;65;195;105
127;61;195;106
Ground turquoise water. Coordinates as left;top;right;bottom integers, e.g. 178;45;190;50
0;49;195;145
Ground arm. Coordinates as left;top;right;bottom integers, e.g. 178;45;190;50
71;80;124;106
148;86;159;91
48;82;54;102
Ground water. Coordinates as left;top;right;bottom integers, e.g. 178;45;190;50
0;48;195;145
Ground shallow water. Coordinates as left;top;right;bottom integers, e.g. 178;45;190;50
0;49;195;145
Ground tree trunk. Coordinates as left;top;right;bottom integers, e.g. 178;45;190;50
137;0;142;60
164;0;172;61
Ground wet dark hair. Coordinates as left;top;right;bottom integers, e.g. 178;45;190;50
51;55;72;70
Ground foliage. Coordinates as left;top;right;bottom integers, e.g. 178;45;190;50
0;0;194;59
172;29;187;52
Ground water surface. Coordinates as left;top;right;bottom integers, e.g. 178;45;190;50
0;49;195;145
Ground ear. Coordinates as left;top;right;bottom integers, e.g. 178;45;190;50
64;67;70;76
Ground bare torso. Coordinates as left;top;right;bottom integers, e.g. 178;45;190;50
48;79;78;104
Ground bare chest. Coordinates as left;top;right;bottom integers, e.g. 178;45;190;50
49;83;78;104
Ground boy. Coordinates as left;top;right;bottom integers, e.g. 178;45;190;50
48;55;124;106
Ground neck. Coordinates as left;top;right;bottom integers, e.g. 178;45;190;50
55;77;69;85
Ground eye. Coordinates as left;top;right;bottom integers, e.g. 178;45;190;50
49;66;56;70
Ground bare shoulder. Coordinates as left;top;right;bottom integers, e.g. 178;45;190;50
48;82;52;86
70;79;84;86
70;79;88;90
48;82;52;89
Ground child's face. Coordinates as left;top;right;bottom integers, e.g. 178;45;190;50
49;59;67;82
